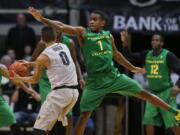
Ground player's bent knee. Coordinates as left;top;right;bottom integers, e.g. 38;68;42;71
34;128;46;135
79;112;92;122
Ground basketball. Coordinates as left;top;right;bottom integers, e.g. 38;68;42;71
9;61;29;77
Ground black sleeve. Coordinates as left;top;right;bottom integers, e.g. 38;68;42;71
122;47;148;64
5;29;13;50
167;52;180;88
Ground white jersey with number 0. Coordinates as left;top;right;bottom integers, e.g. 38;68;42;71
41;43;78;89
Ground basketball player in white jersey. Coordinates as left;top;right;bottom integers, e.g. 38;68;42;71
12;27;79;135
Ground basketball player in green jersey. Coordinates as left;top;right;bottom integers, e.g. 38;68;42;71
0;64;38;134
121;31;180;135
30;31;84;135
28;7;180;135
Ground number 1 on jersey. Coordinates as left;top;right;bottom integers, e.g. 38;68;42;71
98;40;103;51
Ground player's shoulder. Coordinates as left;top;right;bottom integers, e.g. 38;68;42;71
37;54;48;64
51;43;70;52
58;42;69;49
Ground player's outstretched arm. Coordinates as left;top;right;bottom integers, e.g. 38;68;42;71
28;7;85;37
111;34;144;73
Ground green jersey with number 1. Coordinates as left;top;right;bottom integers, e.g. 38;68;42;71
81;29;115;77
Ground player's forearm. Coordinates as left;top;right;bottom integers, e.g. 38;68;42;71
114;51;136;71
40;17;73;35
41;17;63;30
41;18;79;36
19;76;38;84
18;82;41;101
17;82;33;94
28;62;36;67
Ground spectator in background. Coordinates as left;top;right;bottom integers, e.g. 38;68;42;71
133;71;149;89
7;49;16;62
0;54;13;68
0;55;15;96
5;13;36;59
23;45;32;61
11;85;39;131
171;71;180;108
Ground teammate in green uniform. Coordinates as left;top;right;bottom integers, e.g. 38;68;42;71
121;30;180;135
30;31;84;135
28;7;180;135
0;64;38;135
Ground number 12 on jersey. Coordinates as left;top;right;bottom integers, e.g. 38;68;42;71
151;64;158;75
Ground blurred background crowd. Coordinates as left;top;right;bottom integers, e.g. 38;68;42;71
0;0;180;135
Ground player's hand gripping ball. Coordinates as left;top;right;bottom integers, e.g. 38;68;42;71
9;61;29;77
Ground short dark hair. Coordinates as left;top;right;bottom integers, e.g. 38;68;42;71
41;26;57;43
92;10;108;23
153;34;164;42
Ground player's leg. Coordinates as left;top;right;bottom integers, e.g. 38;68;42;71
146;126;155;135
74;85;105;135
34;128;46;135
58;89;79;127
143;105;162;135
0;97;22;135
143;102;162;135
171;126;180;135
33;100;58;134
74;111;92;135
59;89;78;135
115;75;179;115
159;88;180;135
33;89;72;134
111;74;179;121
0;98;16;127
112;74;176;113
136;90;179;115
66;115;73;135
